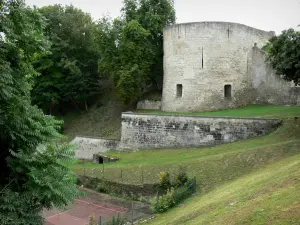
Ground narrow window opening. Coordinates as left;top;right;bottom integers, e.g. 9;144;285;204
176;84;183;97
201;47;204;68
224;85;232;98
227;28;230;39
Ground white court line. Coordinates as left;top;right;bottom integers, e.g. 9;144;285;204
47;212;87;223
46;208;72;219
74;199;127;213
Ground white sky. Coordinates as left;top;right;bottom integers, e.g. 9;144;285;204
26;0;300;34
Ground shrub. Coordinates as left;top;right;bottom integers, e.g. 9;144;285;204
173;177;196;204
152;177;197;213
105;214;126;225
87;215;97;225
174;167;188;188
159;171;172;191
151;188;175;212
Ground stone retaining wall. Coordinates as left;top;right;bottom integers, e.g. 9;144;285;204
120;113;281;150
71;136;120;159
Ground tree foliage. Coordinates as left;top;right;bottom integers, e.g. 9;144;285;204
264;28;300;85
31;4;101;113
97;0;175;104
0;1;81;224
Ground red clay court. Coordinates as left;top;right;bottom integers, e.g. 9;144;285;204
44;197;128;225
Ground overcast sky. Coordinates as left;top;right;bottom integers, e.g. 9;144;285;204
26;0;300;34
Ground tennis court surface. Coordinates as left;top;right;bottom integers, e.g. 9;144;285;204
43;189;152;225
44;196;128;225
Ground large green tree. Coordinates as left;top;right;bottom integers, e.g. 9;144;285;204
264;28;300;85
31;4;101;113
97;0;175;104
0;1;80;224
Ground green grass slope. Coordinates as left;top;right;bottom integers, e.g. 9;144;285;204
69;105;300;224
147;154;300;225
62;99;123;141
72;118;300;193
137;104;300;118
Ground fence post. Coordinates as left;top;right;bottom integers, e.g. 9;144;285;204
131;202;134;225
156;191;159;210
98;216;101;225
102;162;104;179
121;169;123;183
141;169;144;185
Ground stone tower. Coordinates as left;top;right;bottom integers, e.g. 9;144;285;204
161;21;279;112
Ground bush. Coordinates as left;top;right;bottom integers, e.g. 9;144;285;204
87;215;97;225
159;171;172;191
151;188;175;212
105;214;126;225
152;177;197;213
174;167;188;188
173;177;196;204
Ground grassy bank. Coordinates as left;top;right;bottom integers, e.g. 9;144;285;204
137;104;300;118
69;104;300;224
147;154;300;225
72;118;300;193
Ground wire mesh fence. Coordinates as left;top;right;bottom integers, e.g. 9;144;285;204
74;163;196;186
88;200;153;225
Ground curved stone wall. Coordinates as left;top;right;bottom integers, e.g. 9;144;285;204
162;21;275;112
120;113;281;150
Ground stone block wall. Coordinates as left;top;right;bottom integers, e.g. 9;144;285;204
120;113;281;150
137;100;162;110
251;46;300;105
162;21;275;112
70;136;120;159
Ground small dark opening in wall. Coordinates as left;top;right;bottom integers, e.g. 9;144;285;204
224;85;232;98
176;84;183;97
202;47;204;68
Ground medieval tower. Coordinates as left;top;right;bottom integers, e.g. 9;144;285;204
161;22;300;112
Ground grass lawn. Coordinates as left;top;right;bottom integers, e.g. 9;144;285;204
147;154;300;225
72;117;300;193
70;104;300;224
137;104;300;118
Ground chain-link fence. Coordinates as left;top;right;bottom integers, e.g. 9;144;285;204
74;164;195;186
88;200;153;225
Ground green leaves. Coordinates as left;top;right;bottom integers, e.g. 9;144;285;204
97;0;175;104
0;1;82;224
264;29;300;85
31;4;101;113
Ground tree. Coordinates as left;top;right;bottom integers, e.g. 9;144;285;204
97;0;175;105
264;28;300;85
0;1;81;224
31;4;101;113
